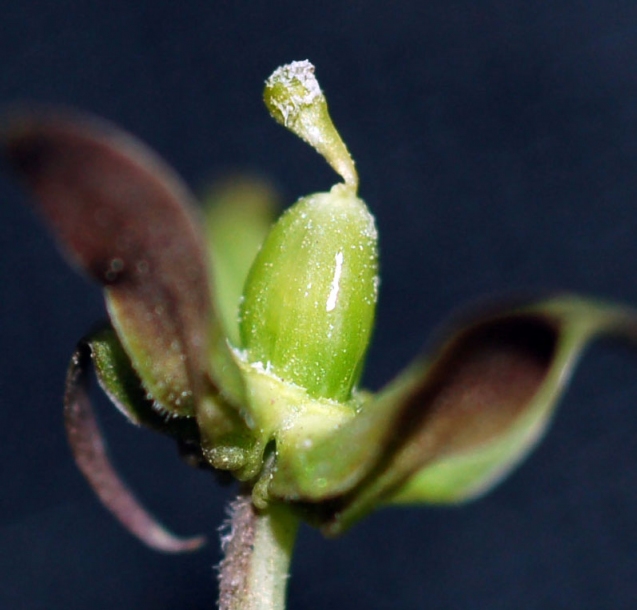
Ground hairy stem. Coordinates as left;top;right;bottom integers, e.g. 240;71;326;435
218;494;300;610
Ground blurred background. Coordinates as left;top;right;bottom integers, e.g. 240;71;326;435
2;1;637;608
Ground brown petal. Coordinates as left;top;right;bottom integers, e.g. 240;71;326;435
64;339;206;553
324;297;637;533
266;295;637;534
3;108;216;414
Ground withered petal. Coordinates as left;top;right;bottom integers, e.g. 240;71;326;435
3;107;216;415
267;295;637;534
64;339;206;553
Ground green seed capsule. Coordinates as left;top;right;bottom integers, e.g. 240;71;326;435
239;183;378;402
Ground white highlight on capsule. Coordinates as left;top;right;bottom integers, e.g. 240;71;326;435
326;251;344;312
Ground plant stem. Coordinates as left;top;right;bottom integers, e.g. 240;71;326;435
218;494;300;610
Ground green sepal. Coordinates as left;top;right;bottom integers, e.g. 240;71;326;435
264;295;637;534
88;324;200;441
203;177;278;347
231;350;359;505
89;325;259;476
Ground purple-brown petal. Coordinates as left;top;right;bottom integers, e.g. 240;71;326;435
3;108;214;414
321;297;637;533
265;295;637;534
64;341;206;553
379;313;557;462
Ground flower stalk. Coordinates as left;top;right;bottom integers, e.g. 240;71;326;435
219;495;299;610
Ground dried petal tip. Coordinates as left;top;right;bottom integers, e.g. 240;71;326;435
264;60;358;189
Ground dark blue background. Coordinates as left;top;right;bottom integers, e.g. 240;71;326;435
2;1;637;608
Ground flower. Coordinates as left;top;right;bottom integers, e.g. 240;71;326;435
4;61;637;552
